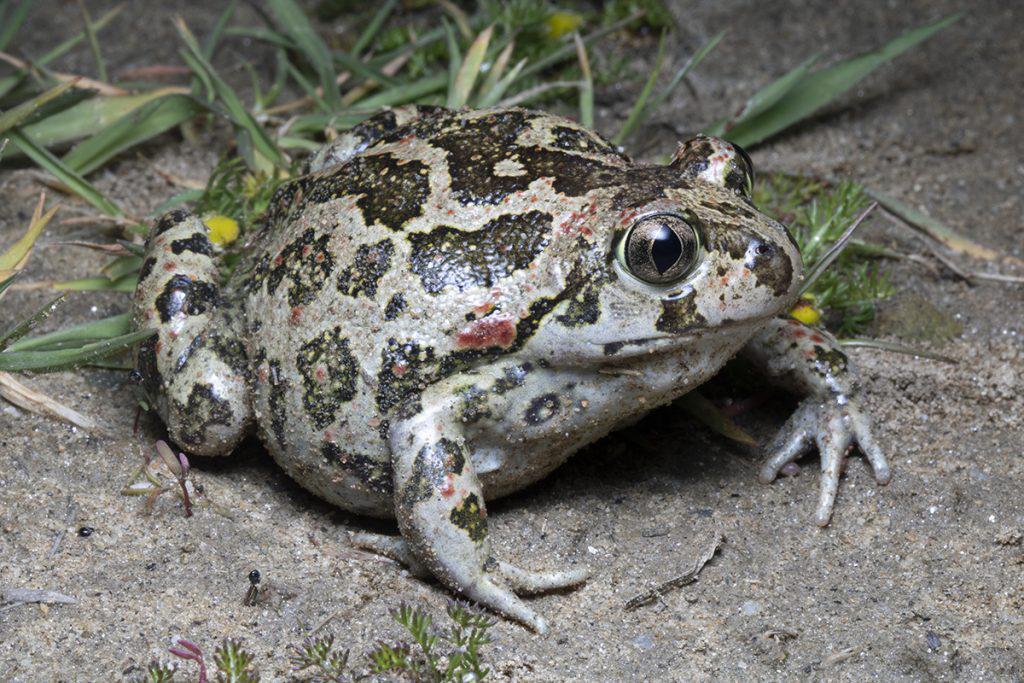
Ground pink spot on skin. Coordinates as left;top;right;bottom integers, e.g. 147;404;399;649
793;329;806;338
301;245;312;257
315;366;327;382
273;255;284;266
164;262;177;271
391;363;408;376
440;477;455;498
810;334;825;344
456;316;517;349
290;306;303;323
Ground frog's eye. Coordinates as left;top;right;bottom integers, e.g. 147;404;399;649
618;214;700;285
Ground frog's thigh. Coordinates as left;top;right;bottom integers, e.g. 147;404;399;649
133;211;254;455
388;378;585;633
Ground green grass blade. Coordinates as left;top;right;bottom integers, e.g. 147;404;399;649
449;25;492;108
0;295;64;351
443;20;462;108
867;187;1000;261
204;0;238;59
265;0;342;111
642;31;724;126
0;0;32;51
612;31;667;145
477;39;514;105
720;13;961;148
7;129;123;216
62;93;204;174
519;12;643;81
101;255;143;281
53;273;136;291
573;33;593;128
175;18;287;171
678;391;756;445
705;53;818;137
476;57;526;108
0;5;120;99
76;0;108;83
0;79;79;135
5;312;130;352
17;90;188;151
353;0;399;56
0;328;153;372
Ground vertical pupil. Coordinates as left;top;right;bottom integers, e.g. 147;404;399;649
649;224;682;274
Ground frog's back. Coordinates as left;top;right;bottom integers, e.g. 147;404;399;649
235;107;630;515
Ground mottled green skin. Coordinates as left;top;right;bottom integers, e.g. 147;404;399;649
132;106;891;632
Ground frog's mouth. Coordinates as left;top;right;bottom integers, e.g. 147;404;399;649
597;316;766;359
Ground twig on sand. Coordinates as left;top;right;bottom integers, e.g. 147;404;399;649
0;588;77;613
47;498;78;559
0;371;99;431
625;530;724;610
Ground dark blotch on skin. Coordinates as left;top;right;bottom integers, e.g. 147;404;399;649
265;228;335;307
322;441;393;495
153;209;189;236
136;335;161;398
429;109;625;205
155;274;218;323
384;293;406;320
525;393;560;425
812;345;848;377
307;154;430;232
401;438;466;508
138;256;157;283
449;493;487;542
455;384;492;424
492;363;532;395
170;232;214;257
337;238;394;298
409;211;552;294
555;263;610;327
550;125;617;154
655;291;707;334
173;383;234;447
296;327;358;429
376;338;437;412
266;359;289;450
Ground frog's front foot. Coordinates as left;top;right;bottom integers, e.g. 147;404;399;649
760;393;891;526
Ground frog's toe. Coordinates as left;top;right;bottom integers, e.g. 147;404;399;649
497;561;589;595
468;576;549;634
758;402;815;484
762;398;892;526
351;532;430;578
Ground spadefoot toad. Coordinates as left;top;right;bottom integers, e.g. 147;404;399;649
132;106;890;632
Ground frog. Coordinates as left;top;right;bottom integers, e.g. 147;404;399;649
131;105;890;633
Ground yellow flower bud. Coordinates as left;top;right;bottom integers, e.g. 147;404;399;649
204;215;239;246
546;11;584;40
789;299;822;326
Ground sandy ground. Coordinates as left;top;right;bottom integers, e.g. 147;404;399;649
1;1;1022;680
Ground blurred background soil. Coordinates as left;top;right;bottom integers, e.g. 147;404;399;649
0;0;1021;679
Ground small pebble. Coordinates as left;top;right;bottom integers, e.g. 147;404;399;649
632;633;654;650
926;631;941;649
780;462;801;477
77;526;94;537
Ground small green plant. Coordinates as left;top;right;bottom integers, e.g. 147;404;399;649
135;602;493;681
166;638;259;683
289;634;351;681
368;602;495;681
756;175;896;335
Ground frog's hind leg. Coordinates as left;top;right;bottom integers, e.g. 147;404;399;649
132;210;254;455
384;386;588;634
